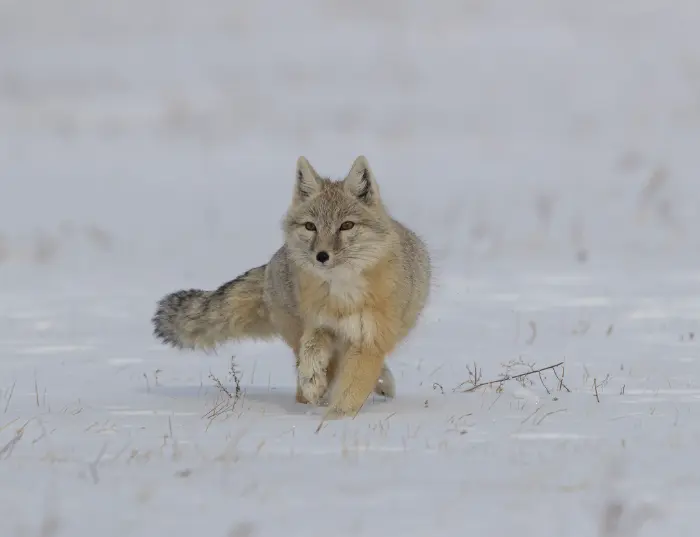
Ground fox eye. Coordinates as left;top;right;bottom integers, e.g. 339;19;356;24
339;221;355;231
304;222;317;231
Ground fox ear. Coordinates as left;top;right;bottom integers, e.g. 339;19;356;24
344;155;379;204
294;156;322;203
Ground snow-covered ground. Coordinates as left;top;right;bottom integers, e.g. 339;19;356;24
2;1;700;535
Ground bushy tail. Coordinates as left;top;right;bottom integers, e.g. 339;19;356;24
152;264;276;350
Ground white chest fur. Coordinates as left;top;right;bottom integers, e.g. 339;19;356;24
309;268;378;345
324;267;367;305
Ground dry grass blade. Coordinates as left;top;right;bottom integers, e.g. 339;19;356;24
203;356;243;426
454;361;564;393
553;365;571;392
3;380;16;413
0;419;32;459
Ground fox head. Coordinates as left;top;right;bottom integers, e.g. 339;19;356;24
283;155;397;276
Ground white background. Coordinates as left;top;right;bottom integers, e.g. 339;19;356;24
1;1;700;535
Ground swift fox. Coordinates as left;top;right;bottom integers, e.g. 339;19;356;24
152;156;431;418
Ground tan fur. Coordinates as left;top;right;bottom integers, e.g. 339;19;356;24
295;257;407;416
152;155;431;418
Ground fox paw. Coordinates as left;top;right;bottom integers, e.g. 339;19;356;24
323;400;362;420
374;364;395;398
323;389;364;419
297;363;328;405
298;330;333;406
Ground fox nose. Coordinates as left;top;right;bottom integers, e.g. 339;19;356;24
316;251;330;264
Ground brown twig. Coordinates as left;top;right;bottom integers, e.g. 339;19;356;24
553;365;571;393
454;361;564;393
466;361;482;388
208;374;232;399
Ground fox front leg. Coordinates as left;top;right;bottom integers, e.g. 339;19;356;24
324;344;386;419
297;328;334;405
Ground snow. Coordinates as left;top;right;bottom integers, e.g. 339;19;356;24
2;1;700;535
